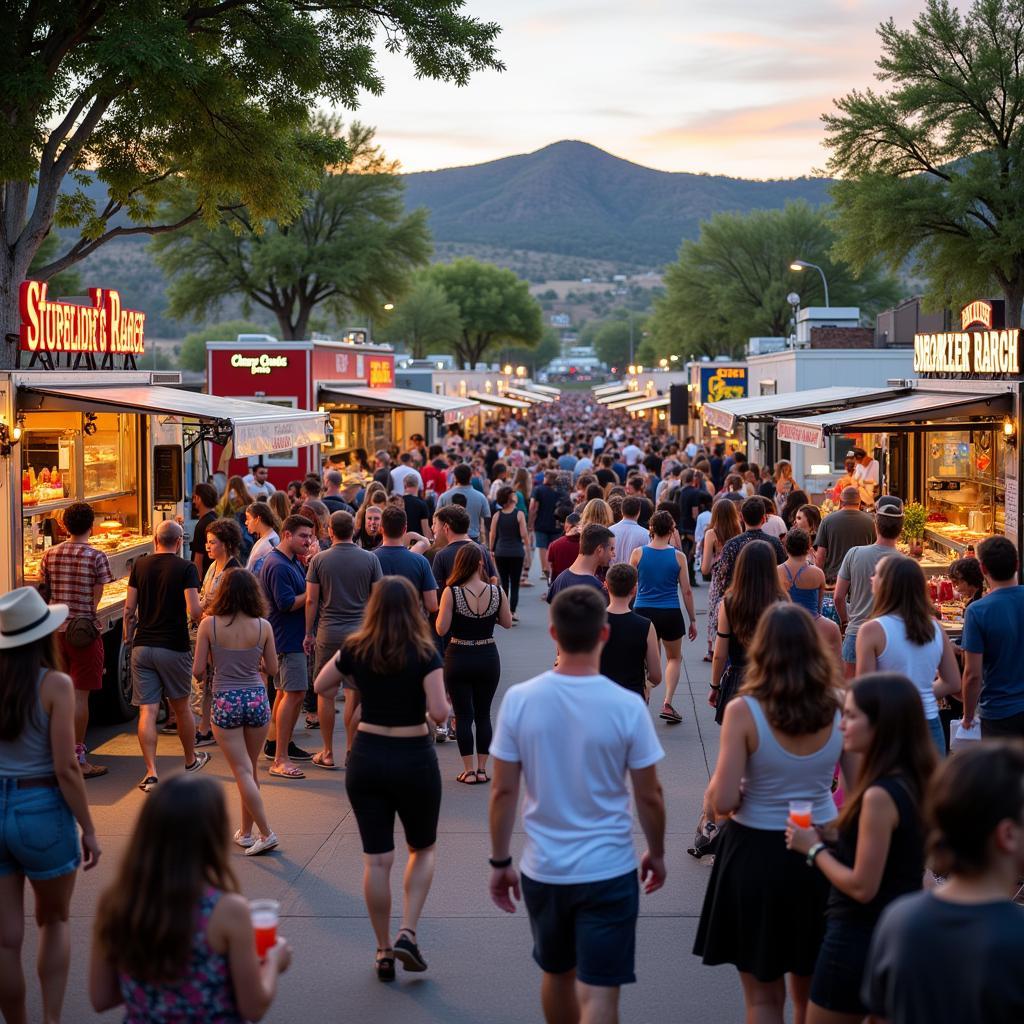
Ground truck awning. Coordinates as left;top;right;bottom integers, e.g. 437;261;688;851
528;384;561;396
18;383;326;458
624;395;670;413
467;391;532;411
776;390;1015;448
702;386;901;432
505;387;551;404
318;384;479;424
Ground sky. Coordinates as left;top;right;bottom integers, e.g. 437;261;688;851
347;0;931;179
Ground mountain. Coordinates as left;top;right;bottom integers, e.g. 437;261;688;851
401;140;834;267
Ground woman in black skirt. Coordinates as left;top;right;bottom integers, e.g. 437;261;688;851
694;604;844;1024
435;544;512;784
785;673;935;1023
314;577;449;981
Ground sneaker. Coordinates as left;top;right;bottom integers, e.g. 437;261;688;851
659;703;683;724
287;742;313;761
245;832;280;856
233;829;256;849
185;751;211;773
393;930;428;972
263;740;276;759
194;731;216;747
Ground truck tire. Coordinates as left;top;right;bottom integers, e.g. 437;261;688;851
94;630;137;724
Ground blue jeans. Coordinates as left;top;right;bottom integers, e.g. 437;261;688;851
927;715;946;757
0;779;80;880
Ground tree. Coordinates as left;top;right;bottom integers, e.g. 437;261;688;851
378;274;461;358
593;312;648;369
500;328;562;374
647;202;900;359
153;121;432;339
0;2;503;364
428;259;543;368
179;320;276;373
824;0;1024;323
27;234;80;299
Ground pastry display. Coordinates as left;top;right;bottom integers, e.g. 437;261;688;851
21;465;66;504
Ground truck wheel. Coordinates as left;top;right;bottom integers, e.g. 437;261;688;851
94;631;137;724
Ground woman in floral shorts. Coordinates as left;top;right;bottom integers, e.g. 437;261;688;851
193;569;280;856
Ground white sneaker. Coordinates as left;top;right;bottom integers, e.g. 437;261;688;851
233;829;256;849
245;832;279;856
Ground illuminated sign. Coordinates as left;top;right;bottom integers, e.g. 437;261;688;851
368;358;394;387
19;280;144;355
230;352;289;376
961;300;993;330
915;299;1020;377
700;365;748;404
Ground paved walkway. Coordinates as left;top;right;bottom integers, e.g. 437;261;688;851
26;568;747;1023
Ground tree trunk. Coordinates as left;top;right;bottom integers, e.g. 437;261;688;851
0;244;35;369
1003;281;1024;328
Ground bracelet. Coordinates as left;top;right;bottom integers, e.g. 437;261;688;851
489;856;513;869
806;842;826;867
709;683;721;690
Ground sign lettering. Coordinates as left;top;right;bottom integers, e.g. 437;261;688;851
700;365;748;405
776;420;825;448
368;357;394;387
914;329;1020;376
961;299;993;330
230;352;289;375
19;280;145;355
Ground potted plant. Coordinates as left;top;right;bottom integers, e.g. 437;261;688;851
901;501;927;558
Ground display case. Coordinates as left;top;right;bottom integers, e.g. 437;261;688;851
84;412;135;498
923;429;1007;555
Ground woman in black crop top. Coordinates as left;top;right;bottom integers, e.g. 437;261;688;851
313;577;449;982
785;673;935;1021
435;544;512;785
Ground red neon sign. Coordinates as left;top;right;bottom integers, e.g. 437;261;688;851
19;280;145;355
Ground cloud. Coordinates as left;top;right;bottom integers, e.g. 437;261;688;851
647;96;836;146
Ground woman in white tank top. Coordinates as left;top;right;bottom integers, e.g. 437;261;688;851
855;555;961;755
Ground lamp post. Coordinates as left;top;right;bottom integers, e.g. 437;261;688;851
789;260;830;307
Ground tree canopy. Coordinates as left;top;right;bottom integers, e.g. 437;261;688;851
592;312;648;370
178;320;276;373
427;259;543;368
378;273;462;358
825;0;1024;323
154;121;431;339
646;202;900;360
0;1;503;361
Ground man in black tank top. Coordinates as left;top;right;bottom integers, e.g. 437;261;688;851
599;565;662;700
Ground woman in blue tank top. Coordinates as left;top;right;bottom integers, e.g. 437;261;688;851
778;528;842;665
630;510;697;725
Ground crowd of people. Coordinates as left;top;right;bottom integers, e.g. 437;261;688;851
0;389;1022;1024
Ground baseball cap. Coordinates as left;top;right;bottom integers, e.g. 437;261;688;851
875;495;904;517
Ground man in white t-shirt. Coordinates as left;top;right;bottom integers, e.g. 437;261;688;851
389;451;423;496
851;446;879;503
622;438;643;467
243;464;276;500
489;586;666;1022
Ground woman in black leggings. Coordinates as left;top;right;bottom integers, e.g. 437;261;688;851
435;544;512;783
488;485;529;620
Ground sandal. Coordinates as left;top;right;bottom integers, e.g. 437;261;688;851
137;775;158;793
311;751;338;770
376;948;396;982
474;769;490;783
394;929;428;972
456;770;479;784
268;764;305;779
305;714;319;730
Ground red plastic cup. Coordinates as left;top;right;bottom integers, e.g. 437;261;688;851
249;899;279;959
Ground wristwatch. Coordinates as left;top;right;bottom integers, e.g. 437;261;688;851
806;842;826;867
489;856;513;869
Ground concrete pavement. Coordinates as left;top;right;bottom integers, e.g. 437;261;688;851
24;567;748;1023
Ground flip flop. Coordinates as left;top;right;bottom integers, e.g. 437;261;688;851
268;764;305;779
456;770;479;784
311;752;338;770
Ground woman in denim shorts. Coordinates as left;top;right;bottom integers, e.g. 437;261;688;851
0;586;101;1022
193;569;279;856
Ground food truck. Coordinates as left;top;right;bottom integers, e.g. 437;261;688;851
9;282;327;720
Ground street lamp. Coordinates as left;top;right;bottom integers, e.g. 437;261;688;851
383;302;394;311
503;364;513;375
789;260;830;307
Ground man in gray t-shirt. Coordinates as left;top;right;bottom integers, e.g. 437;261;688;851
436;464;492;541
814;487;876;583
833;495;904;678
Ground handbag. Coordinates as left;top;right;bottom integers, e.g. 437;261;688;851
65;616;100;648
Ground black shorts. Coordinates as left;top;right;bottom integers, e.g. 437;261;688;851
521;870;639;987
810;918;873;1014
634;606;685;643
345;731;441;854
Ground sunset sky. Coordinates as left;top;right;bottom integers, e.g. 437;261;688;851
351;0;933;178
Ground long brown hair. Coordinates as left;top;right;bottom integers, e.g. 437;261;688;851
94;776;238;983
837;672;936;830
208;567;268;620
343;576;437;673
870;554;936;646
724;540;788;645
448;543;486;588
740;604;841;735
709;498;741;546
0;633;58;741
355;481;387;531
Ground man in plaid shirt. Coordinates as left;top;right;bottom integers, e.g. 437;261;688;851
39;502;113;778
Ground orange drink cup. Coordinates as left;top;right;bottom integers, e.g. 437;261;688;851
788;800;813;829
249;899;279;959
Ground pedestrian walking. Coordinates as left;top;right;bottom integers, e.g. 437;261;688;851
814;486;875;584
303;510;382;770
259;515;316;779
546;523;614;602
609;495;650;567
630;510;698;725
435;545;512;784
38;501;114;778
779;528;842;663
786;673;936;1024
488;586;666;1024
193;569;279;856
695;603;843;1024
0;587;101;1024
489;485;528;619
600;563;662;701
700;498;741;662
90;775;290;1021
244;501;280;574
855;555;961;754
314;578;449;980
124;521;210;793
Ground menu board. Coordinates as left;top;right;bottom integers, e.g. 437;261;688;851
1005;465;1018;542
